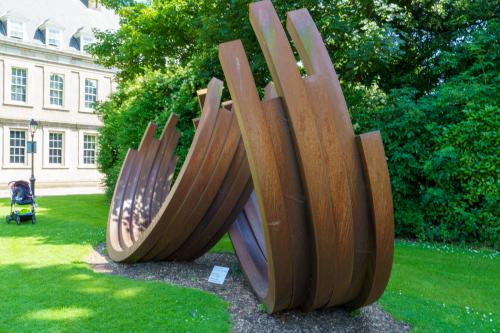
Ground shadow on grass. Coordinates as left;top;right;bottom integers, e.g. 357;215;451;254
0;194;231;332
0;195;109;247
0;263;229;332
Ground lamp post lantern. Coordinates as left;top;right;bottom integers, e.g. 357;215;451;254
29;119;38;197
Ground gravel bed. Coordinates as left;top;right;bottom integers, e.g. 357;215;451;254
87;244;410;333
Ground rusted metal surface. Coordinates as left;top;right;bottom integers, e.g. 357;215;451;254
106;78;252;263
106;0;394;315
220;41;310;312
221;0;393;313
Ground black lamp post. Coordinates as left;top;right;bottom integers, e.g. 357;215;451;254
29;119;38;197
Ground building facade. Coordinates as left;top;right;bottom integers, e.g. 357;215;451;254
0;0;118;188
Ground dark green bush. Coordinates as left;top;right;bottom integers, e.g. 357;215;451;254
353;19;500;246
93;1;499;246
96;67;202;196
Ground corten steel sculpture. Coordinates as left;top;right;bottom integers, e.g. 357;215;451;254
107;78;253;263
106;0;394;314
221;1;394;312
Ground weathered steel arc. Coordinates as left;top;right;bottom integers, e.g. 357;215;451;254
106;0;394;314
222;0;393;313
107;78;252;263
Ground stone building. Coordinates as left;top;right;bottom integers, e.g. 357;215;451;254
0;0;118;188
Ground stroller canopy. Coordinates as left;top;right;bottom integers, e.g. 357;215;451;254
9;181;33;204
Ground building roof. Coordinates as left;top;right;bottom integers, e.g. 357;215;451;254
0;0;119;53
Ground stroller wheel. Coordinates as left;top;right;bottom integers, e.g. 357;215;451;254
16;216;21;225
6;215;11;224
32;215;36;224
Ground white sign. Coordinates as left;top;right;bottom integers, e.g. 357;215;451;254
208;266;229;285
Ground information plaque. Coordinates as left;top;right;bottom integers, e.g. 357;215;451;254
208;266;229;285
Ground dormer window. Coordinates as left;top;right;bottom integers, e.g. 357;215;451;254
0;11;28;40
81;35;94;51
38;19;65;48
8;19;24;39
73;26;94;52
47;27;62;46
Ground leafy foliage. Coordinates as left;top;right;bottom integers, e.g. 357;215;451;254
357;18;500;245
90;0;499;246
96;67;200;195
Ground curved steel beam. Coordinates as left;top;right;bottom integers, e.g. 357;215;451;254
106;0;394;315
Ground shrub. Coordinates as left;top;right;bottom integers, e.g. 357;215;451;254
93;1;499;246
96;67;202;196
354;19;500;246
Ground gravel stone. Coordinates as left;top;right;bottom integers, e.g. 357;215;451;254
87;244;410;333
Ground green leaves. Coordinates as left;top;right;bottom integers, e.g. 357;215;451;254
95;68;202;196
357;17;500;246
92;0;499;246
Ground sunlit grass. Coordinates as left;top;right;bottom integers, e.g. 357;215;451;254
213;235;499;332
24;308;93;321
379;240;499;332
1;194;498;332
0;195;229;332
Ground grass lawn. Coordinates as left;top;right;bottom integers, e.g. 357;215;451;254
380;241;499;332
210;225;500;332
1;194;498;332
0;195;229;333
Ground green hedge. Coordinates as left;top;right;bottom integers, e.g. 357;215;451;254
93;1;499;247
96;67;200;197
351;20;499;246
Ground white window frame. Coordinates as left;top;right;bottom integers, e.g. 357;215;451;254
42;128;68;169
9;129;27;164
2;126;30;169
48;132;64;165
3;60;35;107
10;67;27;103
79;74;107;113
47;27;62;47
8;19;25;39
49;73;64;106
84;78;98;109
43;66;70;110
80;35;94;52
83;134;97;165
78;130;99;168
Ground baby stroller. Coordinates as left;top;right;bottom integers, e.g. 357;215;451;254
5;180;36;225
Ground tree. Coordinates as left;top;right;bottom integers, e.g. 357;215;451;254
90;0;499;246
